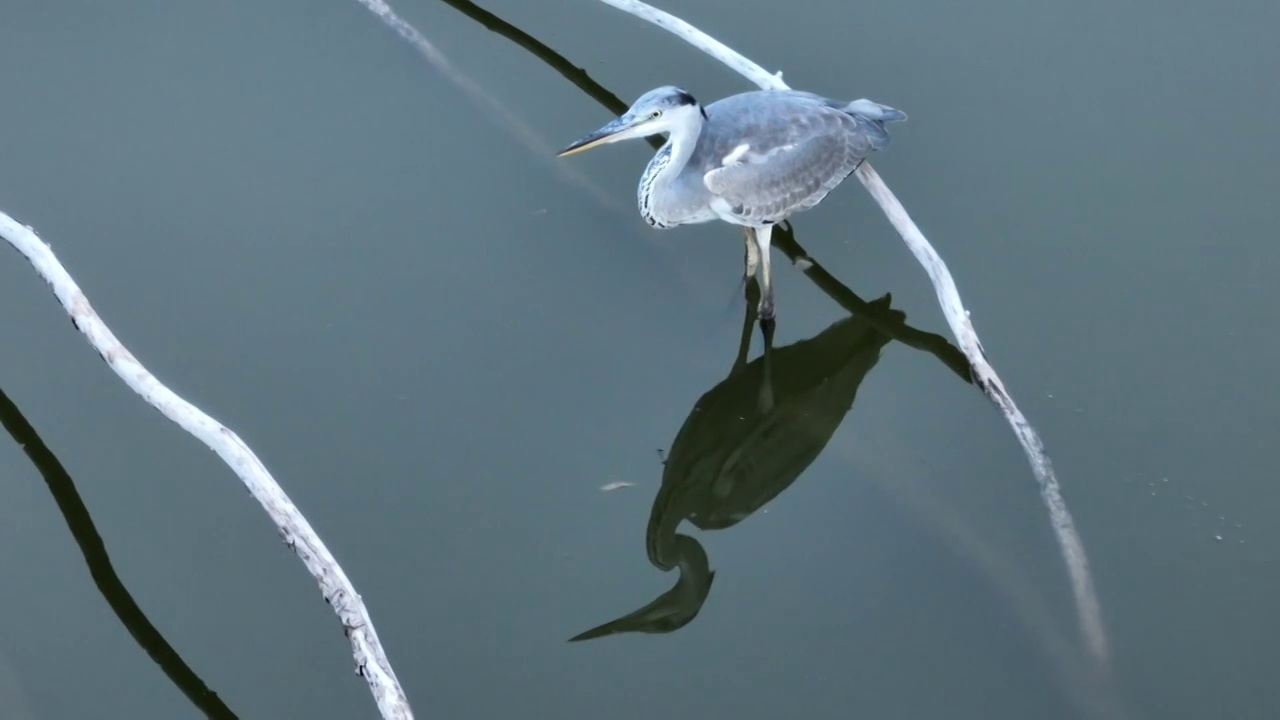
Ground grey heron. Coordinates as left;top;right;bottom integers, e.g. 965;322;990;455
558;86;906;319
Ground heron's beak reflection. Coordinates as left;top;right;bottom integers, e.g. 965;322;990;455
557;116;641;157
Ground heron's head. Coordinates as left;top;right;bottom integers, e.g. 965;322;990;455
558;86;701;157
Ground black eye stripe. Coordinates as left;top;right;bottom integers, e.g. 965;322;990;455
671;90;697;106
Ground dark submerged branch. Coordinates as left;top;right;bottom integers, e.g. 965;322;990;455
0;387;237;720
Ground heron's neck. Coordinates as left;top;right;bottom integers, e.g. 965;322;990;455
659;107;703;182
639;107;704;227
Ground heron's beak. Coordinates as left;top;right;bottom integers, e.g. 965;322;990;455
567;570;715;642
557;116;635;157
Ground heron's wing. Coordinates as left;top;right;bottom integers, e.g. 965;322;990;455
702;113;869;224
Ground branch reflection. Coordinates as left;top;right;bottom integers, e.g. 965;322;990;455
0;388;237;719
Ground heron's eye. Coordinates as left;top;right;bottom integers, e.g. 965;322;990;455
650;110;662;119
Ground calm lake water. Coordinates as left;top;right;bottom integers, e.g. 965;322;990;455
2;0;1278;718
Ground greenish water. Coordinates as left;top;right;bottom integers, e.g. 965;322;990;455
2;0;1277;718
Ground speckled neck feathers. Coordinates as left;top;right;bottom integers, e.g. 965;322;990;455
636;106;705;228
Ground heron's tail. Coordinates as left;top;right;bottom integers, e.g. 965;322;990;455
844;99;907;123
843;99;907;151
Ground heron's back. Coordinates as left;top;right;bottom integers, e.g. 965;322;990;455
698;89;902;159
674;89;905;225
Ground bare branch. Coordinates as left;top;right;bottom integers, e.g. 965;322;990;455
590;0;1109;665
1;211;414;719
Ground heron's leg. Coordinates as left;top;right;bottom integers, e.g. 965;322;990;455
743;226;759;279
753;224;775;320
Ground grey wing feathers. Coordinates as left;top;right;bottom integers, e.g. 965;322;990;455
703;111;875;224
703;132;858;223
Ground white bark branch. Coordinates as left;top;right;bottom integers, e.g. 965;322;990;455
592;0;1109;665
1;211;414;719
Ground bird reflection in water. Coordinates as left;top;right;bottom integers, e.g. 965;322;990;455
570;283;903;641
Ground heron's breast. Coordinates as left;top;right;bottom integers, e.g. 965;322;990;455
639;171;716;228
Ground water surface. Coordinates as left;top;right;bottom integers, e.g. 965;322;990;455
2;0;1277;718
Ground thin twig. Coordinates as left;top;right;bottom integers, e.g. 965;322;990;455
1;211;413;719
436;0;631;116
589;0;1109;665
352;0;624;213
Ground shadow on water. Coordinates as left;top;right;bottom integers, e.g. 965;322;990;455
563;268;1128;718
0;388;237;720
571;284;901;640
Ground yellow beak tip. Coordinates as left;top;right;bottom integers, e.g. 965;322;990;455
557;144;591;158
